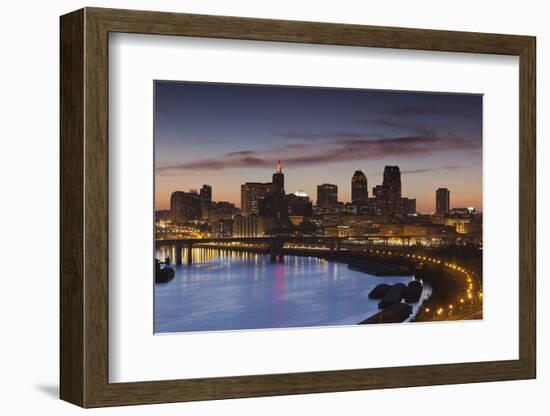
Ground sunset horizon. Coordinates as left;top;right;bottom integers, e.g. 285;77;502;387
154;81;482;213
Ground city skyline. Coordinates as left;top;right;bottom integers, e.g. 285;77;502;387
155;81;482;213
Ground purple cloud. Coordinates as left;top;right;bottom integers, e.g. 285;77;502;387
400;165;461;175
156;135;478;174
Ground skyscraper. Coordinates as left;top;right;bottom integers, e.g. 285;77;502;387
382;166;402;199
272;160;285;193
436;188;450;215
258;191;290;224
317;183;338;207
199;184;212;220
170;190;202;222
382;166;403;216
372;166;404;216
240;182;275;216
241;161;284;216
351;170;368;205
170;191;185;222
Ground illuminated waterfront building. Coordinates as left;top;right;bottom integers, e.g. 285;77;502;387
443;217;472;234
436;188;450;215
317;183;338;207
444;207;480;234
378;223;446;237
212;218;234;237
155;210;171;222
233;215;275;237
170;190;202;222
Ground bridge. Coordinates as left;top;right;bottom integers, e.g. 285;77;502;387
155;235;454;265
155;236;344;265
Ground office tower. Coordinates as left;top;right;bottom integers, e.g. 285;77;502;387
199;184;212;220
170;190;202;222
258;192;290;224
272;160;285;193
240;182;275;216
436;188;450;215
381;165;403;216
382;166;402;199
351;170;369;205
317;183;338;207
170;191;185;222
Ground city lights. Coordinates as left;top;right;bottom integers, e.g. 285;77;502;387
156;163;482;324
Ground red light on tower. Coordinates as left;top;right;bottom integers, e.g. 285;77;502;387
277;160;283;173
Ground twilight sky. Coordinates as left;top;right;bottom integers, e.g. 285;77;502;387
155;81;482;213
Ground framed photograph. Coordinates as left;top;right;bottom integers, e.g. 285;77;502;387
60;7;536;407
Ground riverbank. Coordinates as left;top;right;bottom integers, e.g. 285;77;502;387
347;258;413;276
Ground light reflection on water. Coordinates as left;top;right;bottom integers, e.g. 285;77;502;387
154;247;431;333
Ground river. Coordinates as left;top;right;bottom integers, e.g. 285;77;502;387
154;247;431;333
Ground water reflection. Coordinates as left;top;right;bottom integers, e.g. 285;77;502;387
154;247;431;333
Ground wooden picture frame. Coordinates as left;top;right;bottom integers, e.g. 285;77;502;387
60;7;536;408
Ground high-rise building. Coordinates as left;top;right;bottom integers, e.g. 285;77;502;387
436;188;450;215
199;184;212;220
258;192;290;224
381;166;403;216
383;166;402;199
241;161;284;216
317;183;338;207
371;166;405;216
170;190;202;222
170;191;185;222
240;182;275;216
351;170;369;205
272;160;285;193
